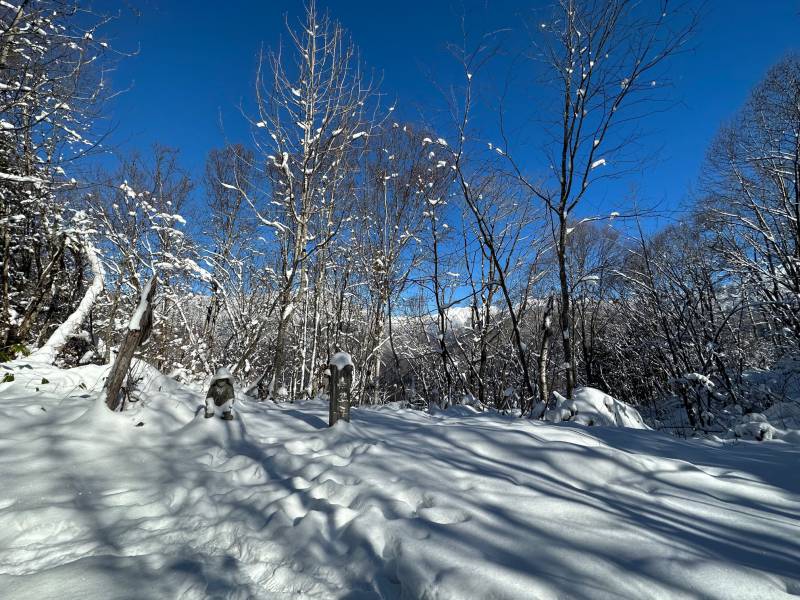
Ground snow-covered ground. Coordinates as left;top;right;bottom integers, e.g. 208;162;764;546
1;360;799;599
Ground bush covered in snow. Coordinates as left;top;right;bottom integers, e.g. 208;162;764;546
541;387;650;429
724;402;800;443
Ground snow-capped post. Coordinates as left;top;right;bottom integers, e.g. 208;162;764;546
328;352;354;426
104;276;157;412
205;367;236;420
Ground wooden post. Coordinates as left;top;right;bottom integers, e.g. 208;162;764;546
328;352;354;426
105;276;157;411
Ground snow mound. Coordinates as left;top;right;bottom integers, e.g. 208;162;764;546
545;386;650;429
128;358;185;395
722;359;800;442
732;418;779;442
729;406;800;443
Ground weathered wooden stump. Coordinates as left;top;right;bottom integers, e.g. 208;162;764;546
328;352;354;427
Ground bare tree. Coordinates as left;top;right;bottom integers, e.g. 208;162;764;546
200;144;266;378
221;0;375;399
89;147;198;372
353;124;429;404
704;54;800;355
444;42;545;413
502;0;696;398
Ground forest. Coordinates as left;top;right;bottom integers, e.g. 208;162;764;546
3;0;798;439
2;1;800;598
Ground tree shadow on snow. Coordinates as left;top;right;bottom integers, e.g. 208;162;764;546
282;408;327;430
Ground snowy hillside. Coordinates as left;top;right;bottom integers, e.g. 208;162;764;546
1;360;799;599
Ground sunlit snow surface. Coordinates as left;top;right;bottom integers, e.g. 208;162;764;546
1;360;799;599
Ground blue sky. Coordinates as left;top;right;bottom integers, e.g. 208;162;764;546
100;0;799;221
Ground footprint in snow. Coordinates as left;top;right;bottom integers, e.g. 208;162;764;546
290;476;313;490
283;438;325;455
417;506;470;525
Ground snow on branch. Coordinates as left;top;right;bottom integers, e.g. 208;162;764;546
31;237;105;364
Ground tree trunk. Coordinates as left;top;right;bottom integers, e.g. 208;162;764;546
270;286;292;399
558;214;575;399
537;295;555;408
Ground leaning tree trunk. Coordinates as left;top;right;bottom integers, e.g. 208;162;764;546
31;238;105;364
104;276;157;411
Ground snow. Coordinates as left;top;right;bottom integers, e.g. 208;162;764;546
281;302;295;322
764;401;800;431
128;276;156;331
732;419;778;442
677;372;715;391
0;363;798;599
0;172;45;184
329;351;353;371
119;181;137;198
546;387;650;429
732;407;800;443
577;274;600;285
209;367;233;386
591;158;607;169
31;239;105;364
